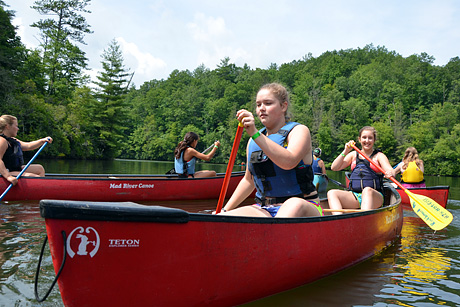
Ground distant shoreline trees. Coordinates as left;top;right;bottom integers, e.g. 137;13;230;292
1;1;460;175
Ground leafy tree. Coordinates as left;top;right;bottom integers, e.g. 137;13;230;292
92;39;130;158
31;0;92;101
0;3;23;103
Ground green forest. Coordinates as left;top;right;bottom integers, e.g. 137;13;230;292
2;1;460;176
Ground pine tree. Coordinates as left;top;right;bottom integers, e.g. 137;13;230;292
31;0;92;102
91;39;131;158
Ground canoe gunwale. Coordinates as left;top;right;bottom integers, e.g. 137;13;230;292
36;171;245;180
39;183;401;224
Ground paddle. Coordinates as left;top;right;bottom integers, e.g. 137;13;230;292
350;143;453;231
0;141;49;201
315;173;347;189
215;122;244;214
201;142;217;155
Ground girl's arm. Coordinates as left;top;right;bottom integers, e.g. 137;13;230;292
318;159;327;175
251;125;310;170
186;141;220;161
331;141;355;171
394;162;403;174
19;137;52;151
419;160;424;173
377;153;395;178
0;139;18;184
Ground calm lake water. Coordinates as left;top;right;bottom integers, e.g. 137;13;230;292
0;159;459;306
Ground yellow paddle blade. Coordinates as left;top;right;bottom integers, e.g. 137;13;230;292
407;190;453;231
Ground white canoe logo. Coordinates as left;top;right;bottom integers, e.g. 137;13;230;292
67;226;100;258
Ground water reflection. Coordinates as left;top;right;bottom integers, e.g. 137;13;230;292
0;201;63;305
377;215;459;306
244;209;460;307
0;188;458;305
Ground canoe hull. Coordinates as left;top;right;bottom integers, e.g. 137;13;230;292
0;172;247;201
39;185;402;306
396;186;449;208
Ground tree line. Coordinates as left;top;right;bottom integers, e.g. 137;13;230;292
1;1;460;176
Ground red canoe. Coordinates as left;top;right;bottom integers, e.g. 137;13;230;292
0;172;248;202
36;184;402;306
395;186;449;208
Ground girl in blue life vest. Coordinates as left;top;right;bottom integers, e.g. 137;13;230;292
327;126;394;215
0;114;53;186
174;132;220;178
394;147;426;188
218;83;322;218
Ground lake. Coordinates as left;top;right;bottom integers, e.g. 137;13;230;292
0;159;459;306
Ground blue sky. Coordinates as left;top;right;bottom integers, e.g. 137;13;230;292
7;0;460;88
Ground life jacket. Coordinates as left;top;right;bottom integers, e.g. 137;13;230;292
312;156;322;174
349;150;383;193
174;147;197;176
401;161;424;183
248;122;316;201
0;134;24;172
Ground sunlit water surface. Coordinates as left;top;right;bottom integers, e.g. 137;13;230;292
0;160;459;306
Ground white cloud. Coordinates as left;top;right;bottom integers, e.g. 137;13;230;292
115;37;167;83
6;0;460;87
187;13;230;42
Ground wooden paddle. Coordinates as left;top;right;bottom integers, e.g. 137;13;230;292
0;141;49;201
215;122;244;214
350;143;453;231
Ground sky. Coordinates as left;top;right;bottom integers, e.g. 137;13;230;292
6;0;460;88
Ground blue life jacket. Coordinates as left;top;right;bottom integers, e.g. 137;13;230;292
312;157;322;174
248;122;316;201
174;148;197;176
0;134;24;172
349;150;383;193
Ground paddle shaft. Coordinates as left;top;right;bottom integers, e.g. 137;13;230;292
315;173;347;189
202;142;217;154
216;123;244;214
0;141;48;201
350;144;405;191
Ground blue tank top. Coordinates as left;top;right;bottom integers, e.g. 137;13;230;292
174;149;197;175
312;157;322;174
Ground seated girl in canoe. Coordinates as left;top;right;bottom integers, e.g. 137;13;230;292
394;146;426;188
327;126;394;215
312;147;328;192
174;132;220;178
219;83;322;217
0;114;53;186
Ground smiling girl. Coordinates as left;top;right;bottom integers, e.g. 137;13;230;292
327;126;394;214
